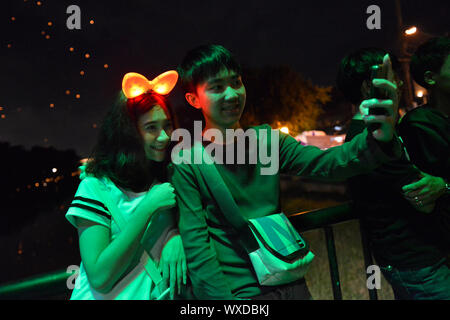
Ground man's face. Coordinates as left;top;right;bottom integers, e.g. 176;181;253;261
434;54;450;95
191;68;246;130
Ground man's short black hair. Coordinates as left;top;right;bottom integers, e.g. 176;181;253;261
336;47;400;105
177;44;242;93
411;36;450;88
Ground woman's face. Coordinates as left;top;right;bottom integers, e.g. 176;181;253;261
137;105;173;162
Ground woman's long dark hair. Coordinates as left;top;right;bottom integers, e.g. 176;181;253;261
86;91;177;192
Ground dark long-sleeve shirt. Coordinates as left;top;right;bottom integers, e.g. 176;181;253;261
398;105;450;253
171;124;401;299
397;105;449;179
346;119;448;270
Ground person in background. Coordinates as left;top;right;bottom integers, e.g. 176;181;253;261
399;36;449;208
337;47;449;299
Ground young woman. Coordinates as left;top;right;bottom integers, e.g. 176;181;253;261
66;71;187;300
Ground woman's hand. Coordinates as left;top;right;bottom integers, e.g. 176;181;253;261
402;172;446;213
143;183;176;215
158;235;187;299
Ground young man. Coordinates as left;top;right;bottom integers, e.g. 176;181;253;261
171;44;401;299
337;47;450;299
398;36;449;179
399;36;450;298
398;37;449;231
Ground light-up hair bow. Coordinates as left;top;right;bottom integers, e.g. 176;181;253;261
122;70;178;99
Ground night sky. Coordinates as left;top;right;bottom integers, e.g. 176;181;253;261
1;0;448;157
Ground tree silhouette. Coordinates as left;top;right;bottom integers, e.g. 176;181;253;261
315;86;354;133
241;65;332;133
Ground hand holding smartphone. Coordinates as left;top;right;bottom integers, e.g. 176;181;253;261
369;64;390;115
360;54;398;140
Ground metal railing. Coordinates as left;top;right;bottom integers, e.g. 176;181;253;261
0;202;378;300
290;201;378;300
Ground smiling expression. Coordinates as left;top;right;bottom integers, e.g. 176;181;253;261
188;69;246;131
137;105;173;162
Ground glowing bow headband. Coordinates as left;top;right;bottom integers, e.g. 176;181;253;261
122;70;178;99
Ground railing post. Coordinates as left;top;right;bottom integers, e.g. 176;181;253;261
324;225;342;300
359;221;378;300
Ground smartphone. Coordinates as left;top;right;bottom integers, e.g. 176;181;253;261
368;64;390;116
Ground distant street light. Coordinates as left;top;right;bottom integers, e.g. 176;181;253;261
404;26;417;35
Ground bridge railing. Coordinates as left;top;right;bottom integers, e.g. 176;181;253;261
0;202;378;300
